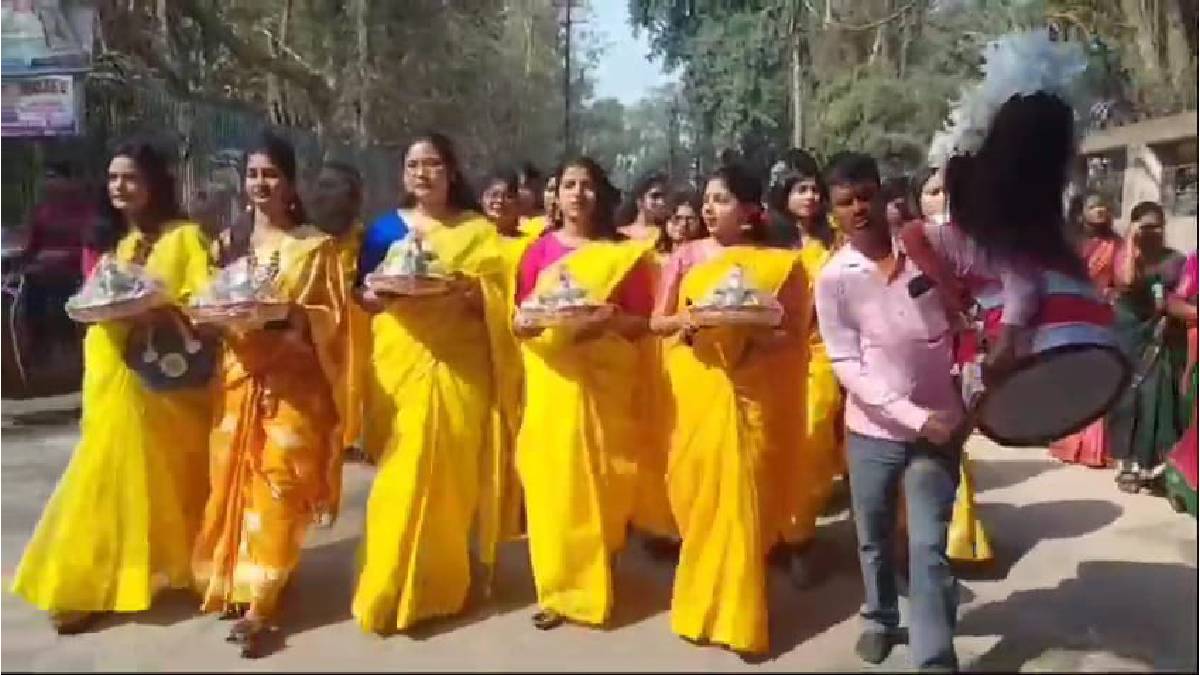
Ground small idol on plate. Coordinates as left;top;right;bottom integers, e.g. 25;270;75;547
689;264;782;327
189;254;289;330
364;232;452;296
517;265;602;327
65;254;167;323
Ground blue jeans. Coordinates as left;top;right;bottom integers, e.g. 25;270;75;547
847;431;961;670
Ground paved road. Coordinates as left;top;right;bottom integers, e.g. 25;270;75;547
2;405;1196;672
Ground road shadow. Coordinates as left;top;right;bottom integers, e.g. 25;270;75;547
957;499;1123;582
960;560;1198;672
766;515;865;660
99;589;203;630
971;458;1057;494
606;534;674;631
277;535;359;640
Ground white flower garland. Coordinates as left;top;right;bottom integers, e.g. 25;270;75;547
928;30;1091;166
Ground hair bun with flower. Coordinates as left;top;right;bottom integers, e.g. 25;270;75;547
928;29;1092;167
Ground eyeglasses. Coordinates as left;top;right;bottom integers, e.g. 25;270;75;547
647;191;666;200
671;215;699;223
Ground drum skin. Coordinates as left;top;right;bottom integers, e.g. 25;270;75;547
973;268;1131;446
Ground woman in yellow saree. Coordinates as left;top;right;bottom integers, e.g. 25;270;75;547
191;134;348;658
513;157;655;631
352;135;513;634
481;168;543;540
616;172;680;553
11;142;213;635
765;158;847;584
311;160;369;459
653;165;809;655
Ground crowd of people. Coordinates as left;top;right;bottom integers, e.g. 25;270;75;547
7;81;1198;674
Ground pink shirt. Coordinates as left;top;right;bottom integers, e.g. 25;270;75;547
815;244;964;442
515;232;654;316
915;219;1041;326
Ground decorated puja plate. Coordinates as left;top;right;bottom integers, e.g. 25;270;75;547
364;272;453;297
65;255;167;323
688;303;782;328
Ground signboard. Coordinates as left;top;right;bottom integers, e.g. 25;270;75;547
1;74;80;137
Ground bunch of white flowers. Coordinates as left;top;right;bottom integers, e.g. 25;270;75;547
928;30;1091;167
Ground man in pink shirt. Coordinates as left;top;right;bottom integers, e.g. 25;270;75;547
814;154;962;671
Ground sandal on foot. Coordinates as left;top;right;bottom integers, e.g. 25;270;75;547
1116;471;1141;494
226;617;260;644
532;610;564;631
50;611;102;635
219;604;248;621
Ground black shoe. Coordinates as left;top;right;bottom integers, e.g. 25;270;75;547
855;630;897;665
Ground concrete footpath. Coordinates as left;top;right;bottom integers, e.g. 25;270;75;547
0;413;1195;672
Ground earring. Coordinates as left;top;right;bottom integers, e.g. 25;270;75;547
244;202;253;213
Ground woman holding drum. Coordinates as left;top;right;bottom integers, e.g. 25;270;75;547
12;140;214;636
512;156;654;632
190;132;349;657
352;134;515;634
651;162;809;655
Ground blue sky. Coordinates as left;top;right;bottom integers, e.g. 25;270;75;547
588;1;675;104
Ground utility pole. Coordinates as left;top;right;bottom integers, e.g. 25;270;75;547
667;94;679;180
557;1;584;156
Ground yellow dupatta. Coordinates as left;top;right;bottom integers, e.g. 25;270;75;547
194;228;348;618
354;213;513;633
516;239;649;626
665;245;805;655
333;222;368;449
12;221;214;614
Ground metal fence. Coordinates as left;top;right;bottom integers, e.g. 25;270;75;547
2;78;401;234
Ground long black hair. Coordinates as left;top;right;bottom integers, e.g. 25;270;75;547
707;162;768;243
398;131;478;213
89;140;184;253
946;92;1086;277
550;156;622;241
222;130;308;264
517;161;544;210
615;170;667;227
767;151;828;222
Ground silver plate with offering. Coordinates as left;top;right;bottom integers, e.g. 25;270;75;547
688;264;783;328
517;266;603;328
189;255;289;331
365;232;452;297
65;255;167;324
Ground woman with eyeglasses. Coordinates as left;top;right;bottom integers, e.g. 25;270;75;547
663;189;704;254
352;133;514;635
12;140;214;636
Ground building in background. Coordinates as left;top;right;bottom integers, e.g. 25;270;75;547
1076;110;1199;251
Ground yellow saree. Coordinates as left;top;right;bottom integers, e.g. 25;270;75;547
353;213;513;633
780;238;846;546
516;240;648;626
12;222;213;614
630;240;677;540
333;223;368;450
665;246;806;654
192;229;348;619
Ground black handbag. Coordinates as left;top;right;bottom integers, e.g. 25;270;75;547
123;311;220;391
119;230;220;391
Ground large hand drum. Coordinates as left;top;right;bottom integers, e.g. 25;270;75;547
972;271;1130;447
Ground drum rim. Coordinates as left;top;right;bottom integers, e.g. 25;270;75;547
974;342;1132;447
